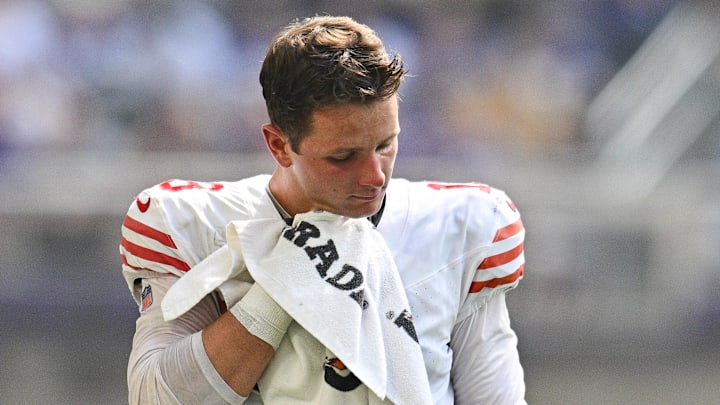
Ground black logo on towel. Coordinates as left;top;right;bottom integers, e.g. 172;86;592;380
283;219;420;343
392;309;418;343
283;221;369;309
324;357;362;392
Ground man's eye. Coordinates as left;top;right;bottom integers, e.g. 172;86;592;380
328;153;352;162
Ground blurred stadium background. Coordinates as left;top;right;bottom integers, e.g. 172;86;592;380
1;0;718;403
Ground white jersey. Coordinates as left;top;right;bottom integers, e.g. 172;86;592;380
121;175;526;404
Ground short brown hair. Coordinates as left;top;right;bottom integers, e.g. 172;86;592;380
260;16;406;151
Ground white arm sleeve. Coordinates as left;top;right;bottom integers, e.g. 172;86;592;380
450;292;526;405
127;277;249;404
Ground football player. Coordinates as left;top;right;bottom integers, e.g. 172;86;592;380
121;15;526;404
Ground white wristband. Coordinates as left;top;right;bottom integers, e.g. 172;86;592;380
230;283;292;350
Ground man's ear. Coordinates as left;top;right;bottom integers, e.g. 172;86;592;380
262;124;293;167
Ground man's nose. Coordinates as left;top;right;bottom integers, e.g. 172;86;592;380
358;154;385;188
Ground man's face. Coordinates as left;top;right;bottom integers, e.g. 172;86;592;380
277;96;400;218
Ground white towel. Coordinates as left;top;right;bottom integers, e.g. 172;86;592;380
162;211;432;405
161;244;237;320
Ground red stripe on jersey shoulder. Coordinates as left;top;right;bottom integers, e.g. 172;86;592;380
469;264;524;293
493;218;523;243
123;216;178;249
121;254;152;271
478;243;524;270
120;237;191;272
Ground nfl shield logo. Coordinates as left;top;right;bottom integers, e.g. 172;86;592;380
141;285;153;311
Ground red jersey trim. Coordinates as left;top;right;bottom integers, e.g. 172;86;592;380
121;254;151;271
493;218;523;243
470;218;525;293
469;264;524;293
123;216;178;249
478;243;524;270
120;237;191;272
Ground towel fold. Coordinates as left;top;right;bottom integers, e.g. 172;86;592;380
161;242;251;321
162;211;432;405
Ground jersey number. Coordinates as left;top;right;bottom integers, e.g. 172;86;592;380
426;181;490;193
159;180;224;192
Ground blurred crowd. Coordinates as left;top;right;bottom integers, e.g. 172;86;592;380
0;0;677;159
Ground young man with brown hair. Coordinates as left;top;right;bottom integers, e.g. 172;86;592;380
121;16;526;404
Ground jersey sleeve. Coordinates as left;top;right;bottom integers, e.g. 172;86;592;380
121;180;261;403
426;182;525;321
436;183;526;402
467;185;524;297
450;292;526;404
119;179;226;306
128;277;249;404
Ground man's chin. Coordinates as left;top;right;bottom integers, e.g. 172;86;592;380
322;193;385;218
348;199;384;219
337;209;377;219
